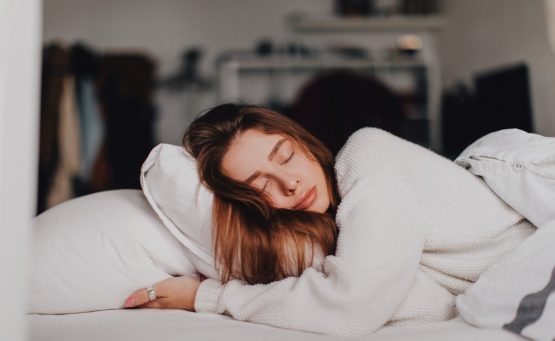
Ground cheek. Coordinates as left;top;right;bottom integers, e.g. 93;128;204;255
263;193;278;207
306;158;325;181
264;191;290;210
293;154;318;179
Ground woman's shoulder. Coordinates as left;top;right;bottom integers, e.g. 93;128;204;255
334;128;410;190
336;127;411;165
342;127;393;146
334;127;450;186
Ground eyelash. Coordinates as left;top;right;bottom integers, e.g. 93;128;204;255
262;152;294;191
280;152;294;165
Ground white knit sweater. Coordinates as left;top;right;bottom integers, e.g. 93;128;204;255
194;128;535;336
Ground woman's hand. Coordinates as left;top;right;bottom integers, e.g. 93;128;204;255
124;275;203;310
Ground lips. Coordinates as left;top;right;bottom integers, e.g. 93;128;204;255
294;186;317;210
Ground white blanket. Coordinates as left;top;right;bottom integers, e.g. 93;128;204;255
457;220;555;341
455;129;555;341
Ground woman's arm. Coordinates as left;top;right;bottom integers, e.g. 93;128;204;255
190;129;436;335
194;168;428;336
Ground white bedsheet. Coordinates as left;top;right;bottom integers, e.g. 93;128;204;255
28;310;524;341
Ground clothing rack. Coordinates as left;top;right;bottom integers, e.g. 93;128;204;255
38;42;157;214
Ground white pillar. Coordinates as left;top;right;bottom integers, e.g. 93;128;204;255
547;0;555;55
0;0;42;340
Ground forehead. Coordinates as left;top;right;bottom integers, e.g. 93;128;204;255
221;129;286;180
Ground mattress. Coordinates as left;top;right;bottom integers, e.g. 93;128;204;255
28;309;525;341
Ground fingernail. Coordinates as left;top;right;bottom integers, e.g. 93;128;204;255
124;297;135;308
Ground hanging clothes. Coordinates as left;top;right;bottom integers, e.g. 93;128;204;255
46;76;81;207
70;43;104;195
91;53;156;191
76;79;103;181
37;44;68;213
38;43;157;212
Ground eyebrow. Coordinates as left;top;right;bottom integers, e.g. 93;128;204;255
244;138;287;184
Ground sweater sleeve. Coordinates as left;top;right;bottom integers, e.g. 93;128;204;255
194;128;428;336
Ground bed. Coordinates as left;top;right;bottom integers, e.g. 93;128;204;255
28;138;554;341
26;189;533;341
28;310;524;341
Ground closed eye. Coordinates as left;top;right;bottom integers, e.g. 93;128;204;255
280;152;294;165
261;175;270;192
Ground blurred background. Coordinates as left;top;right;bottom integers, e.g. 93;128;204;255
37;0;555;214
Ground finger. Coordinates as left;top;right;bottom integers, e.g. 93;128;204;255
124;288;147;308
124;285;160;308
137;298;168;309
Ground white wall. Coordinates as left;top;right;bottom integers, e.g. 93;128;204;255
43;0;333;144
42;0;440;145
43;1;555;139
0;0;42;340
439;0;555;136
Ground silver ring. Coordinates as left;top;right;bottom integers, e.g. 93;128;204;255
146;286;156;302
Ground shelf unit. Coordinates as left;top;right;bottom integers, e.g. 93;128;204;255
219;57;426;72
288;15;445;32
217;12;445;151
218;56;441;150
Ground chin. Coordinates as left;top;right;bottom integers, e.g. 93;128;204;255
314;189;331;213
311;200;330;214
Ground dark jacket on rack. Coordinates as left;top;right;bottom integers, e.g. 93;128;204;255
37;44;69;214
290;71;405;156
92;54;156;191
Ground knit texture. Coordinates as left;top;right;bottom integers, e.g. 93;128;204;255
194;128;535;336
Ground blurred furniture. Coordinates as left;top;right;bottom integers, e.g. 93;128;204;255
218;9;444;151
442;63;533;158
218;55;440;151
94;54;156;191
289;70;405;155
37;44;157;214
288;14;444;32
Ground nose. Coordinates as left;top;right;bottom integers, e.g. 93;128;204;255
275;171;298;196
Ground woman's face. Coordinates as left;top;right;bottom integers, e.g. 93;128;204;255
221;129;331;213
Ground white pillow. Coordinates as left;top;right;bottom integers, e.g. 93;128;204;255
140;144;218;279
28;190;197;314
456;219;555;341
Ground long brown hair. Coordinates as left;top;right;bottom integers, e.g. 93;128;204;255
183;104;339;284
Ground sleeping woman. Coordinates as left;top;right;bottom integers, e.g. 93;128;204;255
124;103;535;336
